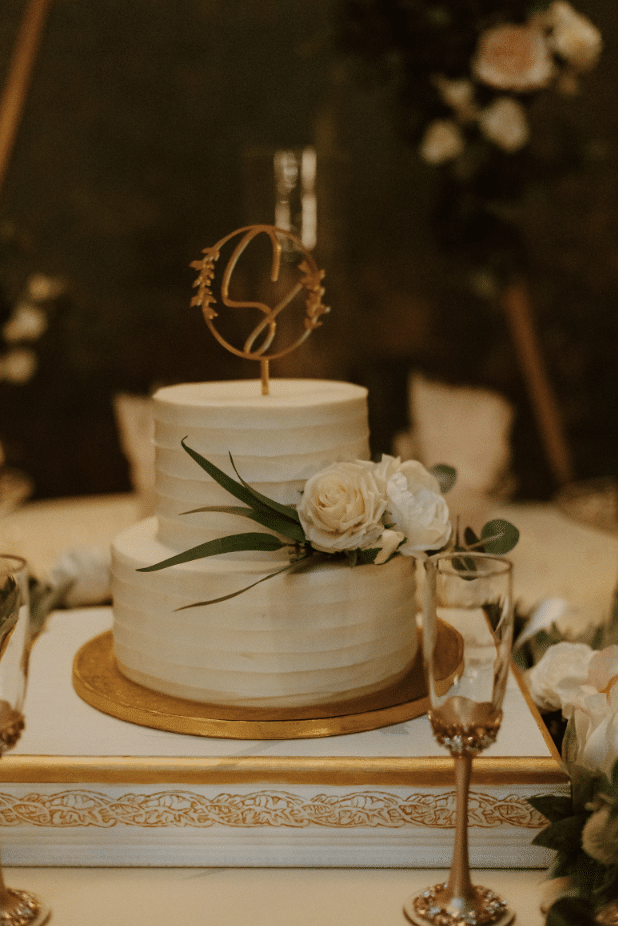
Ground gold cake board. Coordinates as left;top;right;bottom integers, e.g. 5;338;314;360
72;622;463;739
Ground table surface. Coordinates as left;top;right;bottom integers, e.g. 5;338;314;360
2;865;551;926
2;491;615;924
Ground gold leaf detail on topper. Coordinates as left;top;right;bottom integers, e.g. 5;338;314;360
190;225;330;393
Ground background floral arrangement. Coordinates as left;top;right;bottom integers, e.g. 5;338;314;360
339;0;602;287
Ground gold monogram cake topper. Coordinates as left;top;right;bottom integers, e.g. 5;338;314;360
190;224;329;395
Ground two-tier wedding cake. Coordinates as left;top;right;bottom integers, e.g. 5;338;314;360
111;377;419;709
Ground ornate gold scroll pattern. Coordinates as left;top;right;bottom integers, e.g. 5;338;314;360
0;790;547;830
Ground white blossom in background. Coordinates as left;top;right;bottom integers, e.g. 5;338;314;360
2;303;47;342
26;273;65;302
433;75;478;123
419;119;464;164
478;97;530;152
0;347;37;383
472;22;555;92
547;0;603;73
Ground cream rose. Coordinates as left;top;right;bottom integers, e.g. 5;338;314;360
547;1;602;72
384;460;451;556
298;461;386;554
419;119;464;165
524;641;594;714
472;23;554;92
479;97;530;152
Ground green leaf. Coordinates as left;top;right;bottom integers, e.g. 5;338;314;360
137;532;290;572
531;813;588;852
175;556;313;609
180;439;301;526
480;519;519;554
546;896;597;926
355;547;381;565
228;454;303;524
528;794;574;823
463;526;480;548
430;464;457;493
181;505;306;544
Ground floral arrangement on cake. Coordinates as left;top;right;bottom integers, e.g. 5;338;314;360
139;438;519;606
526;641;618;925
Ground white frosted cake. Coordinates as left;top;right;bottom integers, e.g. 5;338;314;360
111;378;418;709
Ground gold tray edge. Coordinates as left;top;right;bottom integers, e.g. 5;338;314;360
0;753;568;786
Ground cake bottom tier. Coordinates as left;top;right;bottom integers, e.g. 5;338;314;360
111;519;419;709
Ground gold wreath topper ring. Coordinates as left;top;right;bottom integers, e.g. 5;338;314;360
190;225;329;394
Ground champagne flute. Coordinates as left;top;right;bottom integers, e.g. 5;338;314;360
404;552;515;926
0;555;50;925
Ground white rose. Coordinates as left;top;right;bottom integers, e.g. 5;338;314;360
472;23;555;92
419;119;464;165
547;1;602;72
478;97;530;152
385;460;451;556
524;641;594;713
298;461;386;554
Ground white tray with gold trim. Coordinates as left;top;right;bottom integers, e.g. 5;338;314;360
0;609;567;868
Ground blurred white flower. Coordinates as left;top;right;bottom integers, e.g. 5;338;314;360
50;545;111;608
27;273;65;302
433;75;478;122
582;797;618;866
547;0;602;73
478;97;530;152
0;347;37;383
472;23;555;92
419;119;465;165
2;302;47;342
524;640;594;713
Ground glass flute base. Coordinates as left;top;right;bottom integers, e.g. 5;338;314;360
0;889;50;926
404;882;515;926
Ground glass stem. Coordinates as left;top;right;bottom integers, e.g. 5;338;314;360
0;850;12;906
445;752;475;906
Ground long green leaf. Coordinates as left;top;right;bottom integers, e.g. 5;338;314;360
175;557;311;609
181;504;306;543
228;453;302;524
137;532;289;572
181;439;301;525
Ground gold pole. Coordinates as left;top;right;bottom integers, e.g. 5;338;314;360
502;278;574;486
260;358;270;395
0;0;53;199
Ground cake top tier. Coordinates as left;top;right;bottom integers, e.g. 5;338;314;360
154;379;368;428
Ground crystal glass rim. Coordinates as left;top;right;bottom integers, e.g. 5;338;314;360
431;551;513;578
0;554;27;574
